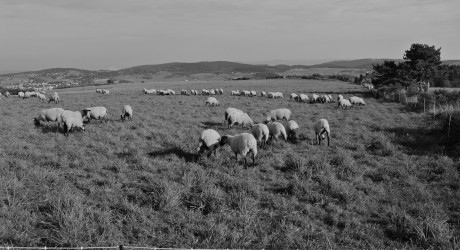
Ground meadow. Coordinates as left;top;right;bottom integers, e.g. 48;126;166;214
0;79;458;249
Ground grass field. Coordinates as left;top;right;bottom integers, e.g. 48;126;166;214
0;79;458;249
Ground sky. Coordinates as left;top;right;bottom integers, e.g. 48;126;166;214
0;0;459;71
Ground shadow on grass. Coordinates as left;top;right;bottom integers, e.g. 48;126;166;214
200;121;225;129
148;146;197;162
39;124;61;134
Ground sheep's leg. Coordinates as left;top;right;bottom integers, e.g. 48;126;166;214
206;150;212;158
252;150;256;167
326;132;330;146
235;153;238;163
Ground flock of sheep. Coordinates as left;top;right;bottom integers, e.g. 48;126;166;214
7;85;368;167
1;90;61;103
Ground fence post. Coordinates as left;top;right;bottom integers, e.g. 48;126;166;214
448;115;452;140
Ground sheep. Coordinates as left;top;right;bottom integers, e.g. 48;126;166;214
81;106;108;123
5;91;10;98
265;108;291;123
210;89;216;95
18;92;24;98
311;94;319;103
144;88;156;94
267;92;274;98
242;90;250;96
48;92;60;104
60;110;85;136
285;120;299;141
190;89;196;95
299;94;309;102
102;89;110;94
290;93;298;100
24;91;34;99
328;94;333;102
205;97;219;107
261;91;267;97
197;129;221;158
273;92;283;98
227;112;254;129
121;105;133;121
96;89;103;93
37;93;46;101
219;133;257;167
313;119;330;146
219;89;224;95
250;90;256;97
166;89;175;95
349;96;366;106
251;123;269;148
337;96;352;109
231;90;240;96
181;89;188;95
202;89;210;95
224;107;244;123
33;108;65;131
267;122;287;142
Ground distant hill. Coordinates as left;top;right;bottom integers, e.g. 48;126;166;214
306;59;404;69
443;60;460;66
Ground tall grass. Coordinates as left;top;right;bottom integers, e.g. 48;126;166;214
0;79;458;249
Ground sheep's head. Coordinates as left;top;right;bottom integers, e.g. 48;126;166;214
219;136;229;146
33;118;39;126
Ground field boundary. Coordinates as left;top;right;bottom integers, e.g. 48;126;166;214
0;246;241;250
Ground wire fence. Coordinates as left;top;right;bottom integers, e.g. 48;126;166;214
380;90;460;142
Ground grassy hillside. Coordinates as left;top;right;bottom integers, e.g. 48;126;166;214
0;79;458;249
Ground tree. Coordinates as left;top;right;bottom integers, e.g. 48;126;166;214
372;60;411;88
403;43;442;84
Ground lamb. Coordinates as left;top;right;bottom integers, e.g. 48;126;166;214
48;92;60;104
224;107;244;122
261;91;267;97
60;110;85;136
251;123;269;148
120;105;133;121
18;92;24;98
337;96;352;109
219;133;257;167
197;129;221;158
285;120;299;141
81;106;108;123
267;122;287;141
265;108;291;123
349;96;366;106
227;112;254;129
205;97;219;107
33;108;65;131
313;119;331;146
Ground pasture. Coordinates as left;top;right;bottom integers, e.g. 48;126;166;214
0;79;458;249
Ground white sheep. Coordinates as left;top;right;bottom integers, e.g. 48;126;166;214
181;89;187;95
338;96;352;109
24;91;33;99
267;122;287;141
33;108;65;131
261;91;267;97
202;89;210;95
224;107;243;123
219;89;224;95
197;129;221;158
48;92;60;103
299;94;309;102
82;106;108;123
250;90;256;97
242;90;250;96
37;93;46;101
231;90;240;96
18;92;24;98
96;89;103;93
210;89;216;95
313;119;331;146
5;91;10;98
166;89;175;95
121;105;133;121
60;110;85;136
285;120;299;141
265;108;291;123
205;97;219;107
311;94;319;103
349;96;366;106
290;93;298;100
219;133;257;167
251;123;269;148
227;112;254;129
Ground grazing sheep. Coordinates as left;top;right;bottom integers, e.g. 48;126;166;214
250;90;256;97
60;110;85;136
328;94;334;102
190;89;196;95
219;89;224;95
338;96;352;109
82;106;108;123
197;129;221;158
167;89;175;95
313;119;330;146
210;89;216;95
265;108;291;123
181;89;188;95
48;92;60;104
267;122;287;142
272;92;283;98
349;96;366;106
268;92;274;98
261;91;267;97
285;120;299;141
251;123;269;148
231;90;241;96
33;108;65;131
24;91;34;99
5;91;10;98
227;112;254;129
96;89;103;93
202;89;210;95
298;94;309;102
18;92;24;98
290;93;298;100
242;90;250;96
311;94;319;103
144;88;156;94
220;133;257;167
121;105;133;121
102;89;110;94
37;93;46;101
224;107;244;122
205;97;219;107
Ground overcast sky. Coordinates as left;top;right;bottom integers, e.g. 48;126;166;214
1;0;459;71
